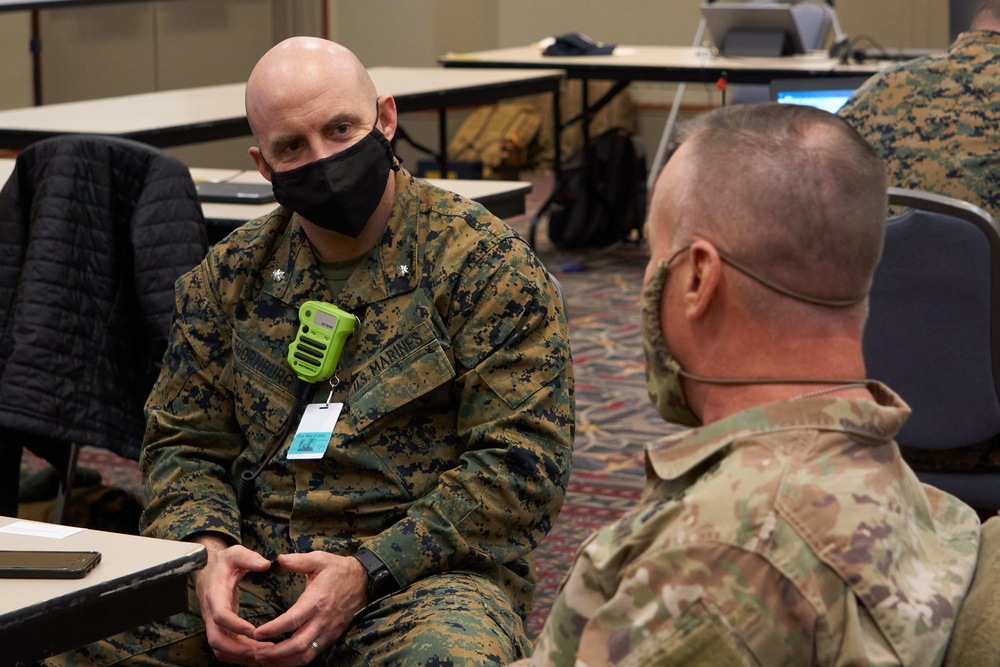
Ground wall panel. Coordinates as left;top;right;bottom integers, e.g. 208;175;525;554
156;0;274;91
39;3;156;104
0;12;33;110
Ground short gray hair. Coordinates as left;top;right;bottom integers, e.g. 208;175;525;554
673;102;887;307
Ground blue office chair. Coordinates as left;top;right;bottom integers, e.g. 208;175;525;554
863;187;1000;511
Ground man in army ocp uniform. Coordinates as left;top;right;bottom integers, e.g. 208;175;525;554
47;37;574;666
516;103;979;667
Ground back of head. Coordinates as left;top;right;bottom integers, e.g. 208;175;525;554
670;103;887;317
973;0;1000;30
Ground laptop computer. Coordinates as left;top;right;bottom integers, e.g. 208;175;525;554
195;181;276;204
701;3;806;56
769;76;871;114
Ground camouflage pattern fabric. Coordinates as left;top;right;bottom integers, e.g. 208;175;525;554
47;166;574;665
48;563;529;666
517;382;979;667
839;30;1000;222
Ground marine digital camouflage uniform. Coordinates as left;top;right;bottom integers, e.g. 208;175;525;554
838;30;1000;223
839;31;1000;476
519;382;978;667
50;166;574;666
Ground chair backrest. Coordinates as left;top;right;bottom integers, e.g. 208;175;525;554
863;188;1000;449
0;134;208;459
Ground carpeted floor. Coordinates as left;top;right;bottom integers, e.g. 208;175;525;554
18;171;676;639
508;173;681;635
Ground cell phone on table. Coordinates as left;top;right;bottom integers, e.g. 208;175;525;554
0;550;101;579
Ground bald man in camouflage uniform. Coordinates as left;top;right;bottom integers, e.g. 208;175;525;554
838;0;1000;481
517;104;978;667
47;37;573;667
839;0;1000;222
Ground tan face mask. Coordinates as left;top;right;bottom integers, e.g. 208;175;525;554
640;244;869;427
641;252;702;427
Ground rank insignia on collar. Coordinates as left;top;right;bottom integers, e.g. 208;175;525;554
272;268;286;282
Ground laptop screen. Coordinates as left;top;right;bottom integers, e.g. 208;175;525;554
770;76;871;114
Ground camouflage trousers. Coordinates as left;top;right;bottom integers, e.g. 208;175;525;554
43;568;531;666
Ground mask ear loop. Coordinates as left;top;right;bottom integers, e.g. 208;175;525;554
714;248;867;308
661;244;870;388
374;96;404;171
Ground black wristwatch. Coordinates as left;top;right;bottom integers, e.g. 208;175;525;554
353;548;399;601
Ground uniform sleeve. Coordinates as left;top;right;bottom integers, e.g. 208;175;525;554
836;63;909;140
837;74;881;131
139;255;245;544
527;533;820;667
362;234;575;592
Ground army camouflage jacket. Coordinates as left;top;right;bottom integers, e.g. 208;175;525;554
139;167;575;620
839;30;1000;222
522;382;978;666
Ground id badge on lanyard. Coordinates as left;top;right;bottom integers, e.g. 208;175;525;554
287;380;342;460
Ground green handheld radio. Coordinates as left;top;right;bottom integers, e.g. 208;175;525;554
287;301;356;383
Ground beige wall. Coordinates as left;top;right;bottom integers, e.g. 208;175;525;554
497;0;701;48
0;12;35;110
325;0;498;67
39;3;158;103
838;0;950;50
0;0;955;110
0;0;954;166
0;0;321;166
495;0;950;50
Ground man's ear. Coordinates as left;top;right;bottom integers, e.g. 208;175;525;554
249;146;272;183
377;95;398;143
684;240;723;319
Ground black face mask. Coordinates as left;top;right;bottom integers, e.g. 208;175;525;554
266;127;396;238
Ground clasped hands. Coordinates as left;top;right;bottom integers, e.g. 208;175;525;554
193;537;368;666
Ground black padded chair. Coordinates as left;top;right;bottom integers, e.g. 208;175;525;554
0;135;209;523
863;187;1000;511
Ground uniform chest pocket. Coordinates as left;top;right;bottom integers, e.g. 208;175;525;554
349;322;455;432
230;336;297;445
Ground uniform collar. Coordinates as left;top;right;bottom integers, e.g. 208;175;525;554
951;28;1000;51
645;381;910;481
257;166;422;312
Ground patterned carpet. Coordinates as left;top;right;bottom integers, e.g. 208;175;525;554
508;175;679;636
19;172;676;640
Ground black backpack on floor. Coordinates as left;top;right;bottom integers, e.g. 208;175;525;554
546;128;647;249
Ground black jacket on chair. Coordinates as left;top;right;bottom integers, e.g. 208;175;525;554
0;135;208;460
